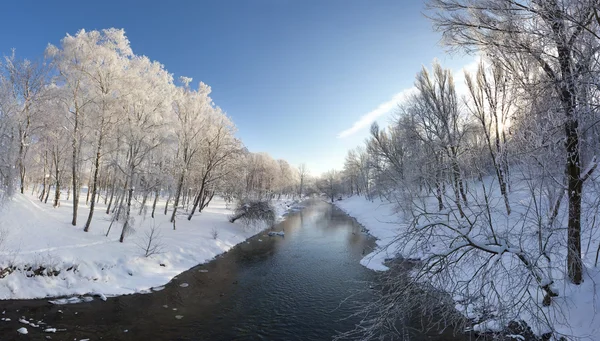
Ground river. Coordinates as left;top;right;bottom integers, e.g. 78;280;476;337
0;200;464;341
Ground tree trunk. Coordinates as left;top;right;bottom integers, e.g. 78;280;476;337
200;190;215;212
84;129;103;232
71;114;80;226
53;167;61;208
187;174;209;221
164;189;171;216
139;190;149;216
85;164;92;206
151;188;160;218
566;119;582;284
19;141;25;194
170;171;185;223
450;158;465;218
40;151;48;202
18;123;28;194
182;187;188;211
436;168;444;212
44;185;50;203
553;30;583;284
115;179;128;219
119;186;134;243
106;178;116;214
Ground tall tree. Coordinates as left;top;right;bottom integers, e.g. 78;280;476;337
47;30;96;226
428;0;600;284
117;55;173;242
169;78;211;224
78;29;131;232
2;53;50;194
298;163;308;198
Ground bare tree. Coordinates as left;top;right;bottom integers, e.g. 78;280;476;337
136;221;165;257
465;60;512;214
298;163;308;198
317;169;341;202
428;0;600;285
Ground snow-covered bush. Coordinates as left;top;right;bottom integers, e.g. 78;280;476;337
229;200;276;229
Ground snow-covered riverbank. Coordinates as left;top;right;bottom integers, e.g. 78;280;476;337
333;196;402;271
334;194;600;339
0;193;295;300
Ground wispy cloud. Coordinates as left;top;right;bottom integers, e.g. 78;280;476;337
453;55;483;97
337;55;483;139
337;87;417;139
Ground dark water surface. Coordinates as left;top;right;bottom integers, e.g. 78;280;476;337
0;200;385;340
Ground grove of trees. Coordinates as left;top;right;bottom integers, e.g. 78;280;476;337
328;1;600;339
0;28;305;242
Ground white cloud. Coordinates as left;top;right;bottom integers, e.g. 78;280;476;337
452;54;484;97
337;55;483;139
337;87;417;139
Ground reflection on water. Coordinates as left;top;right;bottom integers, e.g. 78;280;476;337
0;200;379;340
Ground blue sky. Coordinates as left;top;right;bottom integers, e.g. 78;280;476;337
0;0;474;175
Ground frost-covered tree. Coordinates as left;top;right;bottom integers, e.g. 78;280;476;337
0;27;303;246
47;30;96;226
116;55;173;242
317;170;342;202
0;69;18;199
428;0;599;286
1;53;50;195
297;163;308;198
169;78;212;223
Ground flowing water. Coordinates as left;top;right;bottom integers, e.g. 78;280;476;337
0;200;465;341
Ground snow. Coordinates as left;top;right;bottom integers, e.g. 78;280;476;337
334;196;402;271
0;192;294;300
334;186;600;340
49;297;87;305
17;327;27;334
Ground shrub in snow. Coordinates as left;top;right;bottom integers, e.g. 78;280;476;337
211;227;218;240
229;200;276;229
135;220;164;257
336;261;467;341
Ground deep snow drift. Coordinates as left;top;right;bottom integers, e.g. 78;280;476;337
0;193;294;300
